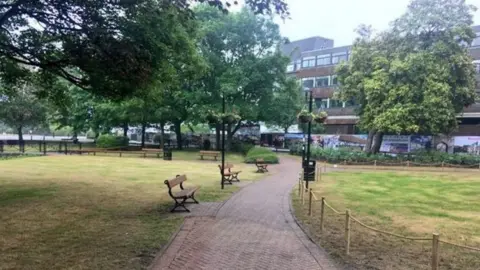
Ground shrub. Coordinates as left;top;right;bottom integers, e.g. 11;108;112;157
96;135;129;149
245;147;279;164
231;141;255;155
289;144;480;166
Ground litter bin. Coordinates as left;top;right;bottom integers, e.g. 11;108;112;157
163;147;172;161
302;160;316;182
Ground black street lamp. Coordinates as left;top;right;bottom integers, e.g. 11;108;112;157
221;94;226;190
303;87;313;190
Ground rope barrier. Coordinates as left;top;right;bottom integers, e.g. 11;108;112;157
349;215;431;241
310;191;318;201
323;200;344;215
439;240;480;252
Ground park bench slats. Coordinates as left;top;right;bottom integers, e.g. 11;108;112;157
199;150;220;160
218;163;241;184
164;174;199;212
255;158;268;173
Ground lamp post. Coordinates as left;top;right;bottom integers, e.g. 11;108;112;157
303;87;313;190
221;94;226;190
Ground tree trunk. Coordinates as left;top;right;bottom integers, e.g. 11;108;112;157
160;122;165;149
141;122;146;148
17;126;23;142
364;130;375;153
371;131;384;154
226;124;233;151
174;121;182;150
123;123;128;137
215;124;221;151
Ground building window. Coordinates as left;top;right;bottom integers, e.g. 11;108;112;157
286;64;294;72
315;98;328;109
295;60;301;70
302;57;316;68
315;76;330;87
474;60;480;74
302;77;315;89
331;75;338;86
472;33;480;47
345;99;355;107
316;54;331;66
330;99;343;108
332;52;348;64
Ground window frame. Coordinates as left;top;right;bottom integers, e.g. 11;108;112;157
332;52;348;64
315;76;330;88
301;77;315;89
302;56;316;68
316;54;331;66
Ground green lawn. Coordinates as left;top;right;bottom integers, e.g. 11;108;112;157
293;171;480;270
0;153;263;269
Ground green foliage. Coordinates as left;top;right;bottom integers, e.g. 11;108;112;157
336;0;477;138
231;141;255;155
289;144;480;166
96;135;129;149
0;83;47;140
245;147;279;164
264;78;303;132
52;126;74;137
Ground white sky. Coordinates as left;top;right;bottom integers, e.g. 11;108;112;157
272;0;480;46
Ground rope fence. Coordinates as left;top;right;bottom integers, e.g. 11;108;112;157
296;176;480;270
319;159;480;172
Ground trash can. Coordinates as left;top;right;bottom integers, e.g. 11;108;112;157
302;160;316;182
163;147;172;161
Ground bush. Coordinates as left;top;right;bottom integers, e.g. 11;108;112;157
96;135;129;149
245;147;279;164
231;141;255;155
289;144;480;165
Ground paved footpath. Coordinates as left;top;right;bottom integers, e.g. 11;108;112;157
150;157;339;270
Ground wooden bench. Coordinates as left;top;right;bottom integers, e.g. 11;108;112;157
164;175;199;212
199;150;220;160
142;148;163;158
255;158;269;173
218;163;242;185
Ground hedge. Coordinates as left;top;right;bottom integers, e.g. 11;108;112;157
289;143;480;166
245;147;279;164
96;135;129;149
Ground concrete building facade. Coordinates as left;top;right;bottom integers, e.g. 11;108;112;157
282;25;480;135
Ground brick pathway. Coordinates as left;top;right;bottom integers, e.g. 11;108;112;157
150;157;339;270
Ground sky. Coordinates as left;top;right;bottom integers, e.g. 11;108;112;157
273;0;480;46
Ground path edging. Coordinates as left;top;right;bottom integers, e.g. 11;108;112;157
287;186;341;270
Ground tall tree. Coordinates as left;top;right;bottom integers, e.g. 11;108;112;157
196;6;289;149
0;0;289;98
337;0;477;154
264;77;303;133
0;83;47;141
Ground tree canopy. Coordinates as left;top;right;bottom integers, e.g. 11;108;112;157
0;0;288;99
337;0;478;153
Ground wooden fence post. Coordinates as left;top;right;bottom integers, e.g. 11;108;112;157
301;182;304;205
324;162;326;172
308;189;313;216
407;160;410;167
298;179;301;195
320;197;325;233
319;167;322;182
119;152;122;157
345;209;351;255
431;233;440;270
43;141;46;155
441;161;444;171
374;160;377;170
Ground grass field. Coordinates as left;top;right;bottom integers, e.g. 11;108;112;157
0;153;263;270
293;170;480;270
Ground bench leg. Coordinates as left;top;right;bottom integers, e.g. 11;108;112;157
170;197;190;212
231;173;240;182
189;192;199;204
214;156;217;161
223;176;233;185
200;155;203;160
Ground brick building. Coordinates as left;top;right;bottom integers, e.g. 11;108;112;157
282;25;480;135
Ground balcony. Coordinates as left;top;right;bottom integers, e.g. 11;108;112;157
323;107;356;116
